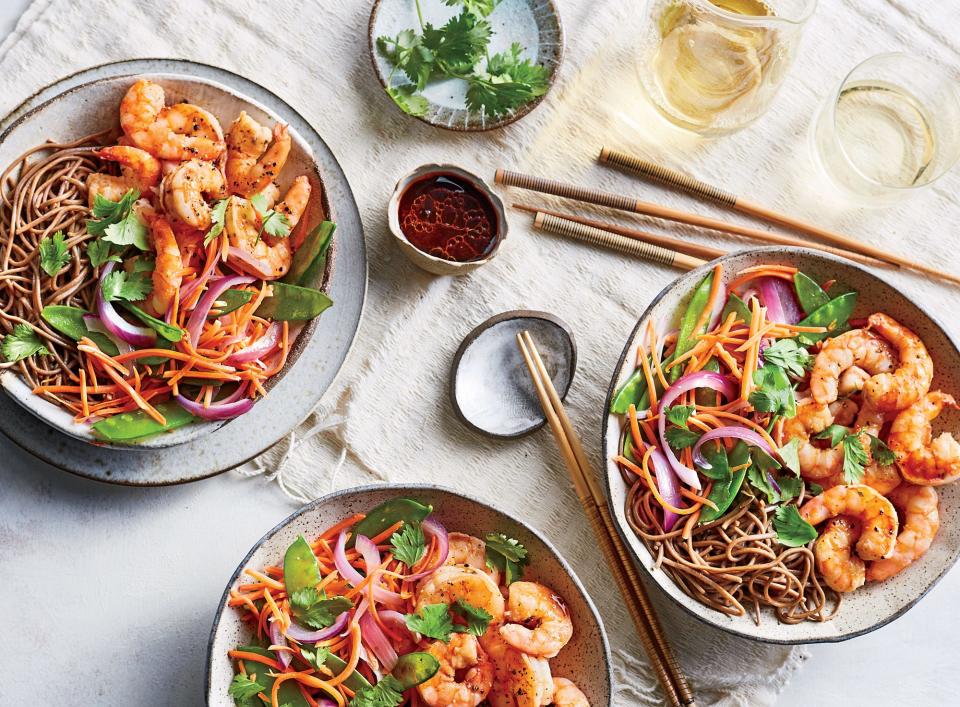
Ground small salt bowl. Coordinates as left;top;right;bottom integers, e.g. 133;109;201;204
388;163;508;275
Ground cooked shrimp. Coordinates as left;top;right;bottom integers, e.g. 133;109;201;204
800;484;897;561
888;392;960;486
829;398;859;427
864;313;934;413
499;581;573;659
162;160;226;229
481;631;554;707
838;366;871;396
94;146;161;192
86;173;130;207
782;400;843;480
120;79;224;161
446;533;500;585
813;516;865;593
275;175;311;247
147;217;182;317
550;678;590;707
828;404;901;495
416;566;505;625
866;485;940;581
810;329;896;405
417;633;493;707
225;112;291;196
224;195;291;280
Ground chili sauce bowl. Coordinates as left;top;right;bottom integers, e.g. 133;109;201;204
388;164;508;276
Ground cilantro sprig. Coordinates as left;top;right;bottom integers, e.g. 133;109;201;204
813;425;869;483
289;588;352;630
405;603;458;641
773;505;818;547
391;522;427;568
349;675;405;707
1;323;50;363
228;673;266;701
451;599;492;636
101;269;153;303
86;190;149;250
38;230;71;277
251;192;291;242
485;532;528;585
204;198;229;246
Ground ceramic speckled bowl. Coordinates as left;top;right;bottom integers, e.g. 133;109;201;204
206;484;612;705
603;247;960;644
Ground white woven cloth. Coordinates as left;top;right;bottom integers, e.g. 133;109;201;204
4;0;959;704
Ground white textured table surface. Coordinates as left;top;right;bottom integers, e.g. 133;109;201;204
1;1;960;705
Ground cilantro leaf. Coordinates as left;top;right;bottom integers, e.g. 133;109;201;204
391;522;426;568
813;424;850;448
251;192;292;241
665;404;695;429
378;30;435;90
467;43;549;117
664;426;701;450
808;482;824;496
776;475;804;503
1;323;50;362
422;12;491;74
773;505;818;547
749;364;796;418
747;447;783;504
299;644;331;672
443;0;499;17
86;240;122;268
101;269;153;302
779;438;801;476
451;599;492;637
405;603;456;642
868;434;896;466
842;434;868;483
228;673;265;700
205;198;229;245
289;589;352;630
87;190;139;236
349;675;405;707
485;532;528;585
762;338;813;378
38;230;71;276
386;85;430;117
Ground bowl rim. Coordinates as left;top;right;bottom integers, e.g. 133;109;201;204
601;245;960;644
204;482;613;703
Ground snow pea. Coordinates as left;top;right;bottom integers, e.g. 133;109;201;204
610;367;647;415
349;498;432;549
284;221;335;287
40;304;119;356
255;281;333;321
208;289;253;318
793;271;829;315
721;292;751;323
698;440;749;524
392;651;441;688
669;270;715;381
119;302;184;342
283;535;321;596
91;401;196;441
796;291;858;345
232;645;311;706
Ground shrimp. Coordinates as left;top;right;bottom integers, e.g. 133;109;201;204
86;173;130;207
275;176;311;248
120;79;224;161
481;631;554;707
416;566;505;625
863;313;934;413
819;404;901;495
813;516;865;593
829;398;859;427
417;633;493;707
446;533;500;585
550;678;590;707
781;400;843;480
225;112;291;196
161;160;226;229
147;217;183;317
866;485;940;581
810;329;896;405
499;581;573;659
838;366;871;396
800;484;897;561
888;391;960;486
94;146;161;192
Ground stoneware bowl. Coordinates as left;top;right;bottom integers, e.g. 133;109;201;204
206;484;612;705
388;163;507;275
368;0;563;131
0;62;365;456
603;246;960;643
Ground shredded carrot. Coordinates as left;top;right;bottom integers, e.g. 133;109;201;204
616;454;697;516
101;365;166;425
227;650;281;671
691;263;723;335
637;341;658;409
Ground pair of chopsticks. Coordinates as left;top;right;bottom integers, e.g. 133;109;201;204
515;330;696;707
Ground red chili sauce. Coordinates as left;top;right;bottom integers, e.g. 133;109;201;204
398;173;499;262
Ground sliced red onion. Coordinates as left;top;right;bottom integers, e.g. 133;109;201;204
225;322;282;365
268;619;292;669
284;611;349;643
378;609;414;638
757;338;770;367
227;246;275;279
174;393;254;420
82;314;133;355
658;372;738;491
766;471;782;495
358;610;398;671
758;277;802;325
402;517;450;581
96;262;156;348
335;531;404;609
692;426;775;468
649;447;682;531
185;274;256;346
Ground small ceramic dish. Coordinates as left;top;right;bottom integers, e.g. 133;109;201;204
602;246;960;644
368;0;563;131
388;163;507;275
206;484;612;705
451;310;576;438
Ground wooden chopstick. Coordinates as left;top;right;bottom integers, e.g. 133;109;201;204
516;330;697;707
494;168;894;271
525;208;707;271
599;147;960;286
513;201;727;261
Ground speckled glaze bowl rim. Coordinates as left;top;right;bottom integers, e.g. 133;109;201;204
601;246;960;645
367;0;564;132
387;163;508;272
204;483;613;704
449;309;577;439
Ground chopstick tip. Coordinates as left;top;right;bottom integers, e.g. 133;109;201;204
494;168;505;184
598;146;610;162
